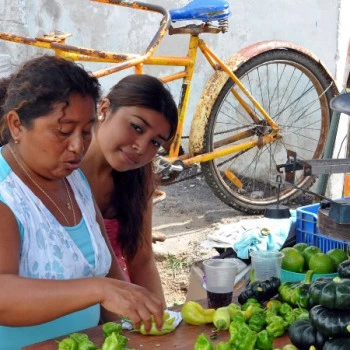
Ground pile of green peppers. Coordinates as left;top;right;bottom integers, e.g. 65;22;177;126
193;298;309;350
194;333;299;350
57;322;133;350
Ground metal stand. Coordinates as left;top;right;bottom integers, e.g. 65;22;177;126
277;150;350;224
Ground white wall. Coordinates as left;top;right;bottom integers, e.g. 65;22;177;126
0;0;349;197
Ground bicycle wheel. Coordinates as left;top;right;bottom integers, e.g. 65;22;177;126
201;49;338;214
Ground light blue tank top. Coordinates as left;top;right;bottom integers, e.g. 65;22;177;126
0;220;100;350
0;148;112;349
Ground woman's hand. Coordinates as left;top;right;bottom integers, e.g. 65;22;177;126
99;277;164;332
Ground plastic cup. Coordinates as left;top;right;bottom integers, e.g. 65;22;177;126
203;259;238;308
250;250;284;281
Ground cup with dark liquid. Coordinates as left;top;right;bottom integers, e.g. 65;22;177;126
203;259;238;309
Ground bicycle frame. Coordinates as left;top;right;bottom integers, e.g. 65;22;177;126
0;0;308;170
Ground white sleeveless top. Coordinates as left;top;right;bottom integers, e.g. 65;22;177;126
0;151;111;279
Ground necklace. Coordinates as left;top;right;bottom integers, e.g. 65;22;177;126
8;145;77;226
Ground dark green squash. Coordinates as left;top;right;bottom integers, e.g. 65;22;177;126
309;276;350;309
237;276;280;305
338;259;350;278
289;318;327;350
323;338;350;350
309;304;350;338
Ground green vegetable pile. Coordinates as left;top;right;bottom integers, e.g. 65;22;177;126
193;297;308;350
56;322;132;350
288;269;350;350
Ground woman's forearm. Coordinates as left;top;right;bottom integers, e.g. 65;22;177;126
0;274;102;326
0;273;164;331
128;260;166;307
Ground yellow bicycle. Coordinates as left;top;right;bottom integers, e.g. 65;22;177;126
0;0;338;213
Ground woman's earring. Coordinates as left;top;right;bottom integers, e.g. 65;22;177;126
14;139;19;144
98;115;105;122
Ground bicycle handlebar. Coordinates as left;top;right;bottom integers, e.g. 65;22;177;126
0;0;171;75
92;0;170;56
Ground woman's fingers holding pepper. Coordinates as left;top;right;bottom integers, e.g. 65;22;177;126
142;293;164;331
99;278;164;329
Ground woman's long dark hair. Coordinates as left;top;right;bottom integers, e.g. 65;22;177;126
106;74;178;260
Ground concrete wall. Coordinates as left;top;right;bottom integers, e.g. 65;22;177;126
0;0;349;197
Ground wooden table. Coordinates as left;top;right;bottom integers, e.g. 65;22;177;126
23;301;291;349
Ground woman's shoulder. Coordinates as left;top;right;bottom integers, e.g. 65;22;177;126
0;147;11;181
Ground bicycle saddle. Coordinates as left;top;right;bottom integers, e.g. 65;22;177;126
330;93;350;116
169;0;231;22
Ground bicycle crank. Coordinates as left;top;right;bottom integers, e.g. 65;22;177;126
153;155;184;181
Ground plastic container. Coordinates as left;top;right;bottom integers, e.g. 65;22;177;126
203;258;238;293
280;268;338;282
295;203;348;252
250;250;284;281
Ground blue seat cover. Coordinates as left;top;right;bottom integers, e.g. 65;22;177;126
170;0;231;22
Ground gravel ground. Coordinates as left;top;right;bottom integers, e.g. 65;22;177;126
151;171;313;306
151;172;250;306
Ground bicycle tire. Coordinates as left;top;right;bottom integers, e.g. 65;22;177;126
201;49;338;214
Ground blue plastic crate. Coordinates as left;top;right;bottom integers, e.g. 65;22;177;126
296;203;320;235
296;203;348;253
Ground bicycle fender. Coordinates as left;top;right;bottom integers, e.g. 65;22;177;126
189;40;336;156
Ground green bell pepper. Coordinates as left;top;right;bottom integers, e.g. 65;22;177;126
227;303;244;319
229;320;258;350
255;329;273;350
57;338;78;350
57;333;97;350
283;310;299;327
241;298;263;312
279;303;293;318
264;308;278;324
278;270;314;309
69;334;89;343
102;322;123;338
266;314;284;325
231;311;246;324
295;309;309;320
77;340;97;350
194;333;213;350
100;332;132;350
266;299;282;313
215;341;231;350
265;318;287;338
248;311;266;332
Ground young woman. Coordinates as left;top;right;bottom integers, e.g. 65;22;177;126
81;74;178;307
0;57;164;349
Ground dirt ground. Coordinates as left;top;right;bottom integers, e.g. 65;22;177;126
151;173;252;307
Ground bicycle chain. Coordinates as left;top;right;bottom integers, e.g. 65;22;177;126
164;125;251;184
161;166;202;185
